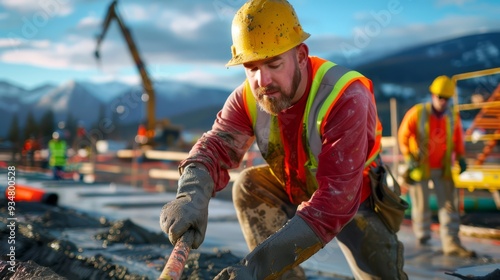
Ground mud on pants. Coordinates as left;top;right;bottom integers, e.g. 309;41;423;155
232;165;408;280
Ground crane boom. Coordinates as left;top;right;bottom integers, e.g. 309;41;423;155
95;0;156;143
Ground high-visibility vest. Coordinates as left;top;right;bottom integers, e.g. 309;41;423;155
414;102;455;179
49;140;67;167
243;56;382;203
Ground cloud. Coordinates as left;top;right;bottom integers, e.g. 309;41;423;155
89;72;140;85
1;38;98;69
436;0;475;7
2;48;70;68
0;38;21;48
76;15;100;29
382;14;500;46
168;67;244;90
0;0;73;16
0;38;50;49
159;9;215;39
314;12;500;64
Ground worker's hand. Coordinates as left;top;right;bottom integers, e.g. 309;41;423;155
404;154;418;170
159;163;214;249
403;154;419;185
458;157;467;174
214;216;323;280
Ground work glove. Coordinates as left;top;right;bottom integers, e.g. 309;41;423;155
214;215;323;280
403;154;420;185
159;163;214;249
404;154;418;170
458;157;467;174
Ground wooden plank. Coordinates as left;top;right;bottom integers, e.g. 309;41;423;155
144;150;189;161
149;168;240;182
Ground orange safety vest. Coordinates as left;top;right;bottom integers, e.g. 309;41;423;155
243;57;382;203
137;124;147;137
413;102;456;179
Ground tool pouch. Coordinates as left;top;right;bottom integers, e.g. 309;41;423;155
368;164;409;233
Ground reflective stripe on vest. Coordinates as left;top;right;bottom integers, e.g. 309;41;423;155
243;58;381;176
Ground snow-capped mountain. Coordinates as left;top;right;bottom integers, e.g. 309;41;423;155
354;31;500;86
0;78;230;139
78;81;131;103
22;84;56;105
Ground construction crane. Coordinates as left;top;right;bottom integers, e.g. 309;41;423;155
94;0;156;144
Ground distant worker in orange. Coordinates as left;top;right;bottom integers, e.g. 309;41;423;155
23;135;41;167
135;123;148;145
398;75;474;257
73;121;87;150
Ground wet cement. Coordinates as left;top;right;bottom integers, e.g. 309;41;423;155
0;200;242;280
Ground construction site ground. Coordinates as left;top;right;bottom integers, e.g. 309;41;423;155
1;159;500;279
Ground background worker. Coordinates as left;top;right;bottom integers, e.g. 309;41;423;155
160;0;407;279
398;75;475;258
23;135;41;168
48;131;67;180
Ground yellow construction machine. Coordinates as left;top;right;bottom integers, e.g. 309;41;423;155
95;0;156;144
451;67;500;209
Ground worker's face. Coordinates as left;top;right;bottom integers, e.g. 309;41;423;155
432;94;450;113
243;44;308;115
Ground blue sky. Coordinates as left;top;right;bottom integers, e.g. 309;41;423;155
1;0;499;90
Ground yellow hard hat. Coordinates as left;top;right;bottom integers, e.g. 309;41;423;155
226;0;310;67
429;75;455;99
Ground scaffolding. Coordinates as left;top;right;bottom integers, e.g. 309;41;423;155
451;67;500;208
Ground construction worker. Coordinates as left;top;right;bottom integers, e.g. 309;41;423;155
73;121;87;150
398;75;475;258
135;123;148;145
48;132;67;180
160;0;407;279
23;135;41;167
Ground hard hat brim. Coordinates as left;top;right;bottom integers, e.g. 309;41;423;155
225;33;310;67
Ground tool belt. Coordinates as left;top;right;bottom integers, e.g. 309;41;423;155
368;159;409;233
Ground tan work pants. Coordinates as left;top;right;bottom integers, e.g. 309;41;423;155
232;165;407;280
409;168;462;249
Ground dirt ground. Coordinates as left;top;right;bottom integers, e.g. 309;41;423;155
0;200;241;280
3;199;500;280
0;163;500;280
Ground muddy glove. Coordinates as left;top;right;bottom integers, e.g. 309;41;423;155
403;154;419;184
214;216;323;280
404;154;418;170
159;163;214;249
458;157;467;174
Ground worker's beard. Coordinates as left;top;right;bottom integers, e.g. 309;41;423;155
255;66;301;116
